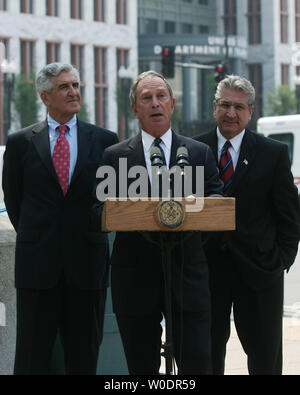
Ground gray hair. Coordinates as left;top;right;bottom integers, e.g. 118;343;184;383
129;70;174;106
215;74;255;106
35;62;80;94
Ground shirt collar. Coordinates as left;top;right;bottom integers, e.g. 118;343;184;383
142;128;172;153
217;127;245;153
47;114;77;136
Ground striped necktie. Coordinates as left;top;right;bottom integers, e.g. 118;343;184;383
219;140;234;193
154;138;166;166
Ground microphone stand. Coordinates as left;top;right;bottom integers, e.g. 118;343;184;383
143;147;190;375
160;232;176;375
142;229;179;375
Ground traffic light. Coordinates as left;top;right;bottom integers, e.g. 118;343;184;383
214;62;228;83
161;46;175;78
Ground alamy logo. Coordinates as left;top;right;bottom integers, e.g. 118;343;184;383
96;159;205;213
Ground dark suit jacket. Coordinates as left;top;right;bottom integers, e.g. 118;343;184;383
101;131;223;314
196;129;300;290
2;119;118;290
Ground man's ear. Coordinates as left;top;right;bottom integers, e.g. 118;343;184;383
131;103;138;118
213;101;217;119
40;92;48;106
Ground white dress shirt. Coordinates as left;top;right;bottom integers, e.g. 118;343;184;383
217;128;245;170
142;128;172;179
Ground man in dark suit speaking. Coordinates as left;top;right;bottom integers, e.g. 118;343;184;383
100;70;223;375
2;63;118;374
195;75;300;375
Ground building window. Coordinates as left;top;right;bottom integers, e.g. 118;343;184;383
20;39;35;77
116;0;127;25
296;0;300;42
0;37;9;59
247;0;261;44
143;18;158;34
46;0;59;16
70;0;83;19
0;0;7;11
94;47;108;127
223;0;237;35
71;44;85;100
46;41;61;63
280;0;288;43
182;23;193;34
281;63;289;85
117;48;129;140
199;25;209;34
165;21;176;34
94;0;105;22
20;0;34;13
248;63;262;124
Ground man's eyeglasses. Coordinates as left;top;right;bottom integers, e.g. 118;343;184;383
216;101;252;112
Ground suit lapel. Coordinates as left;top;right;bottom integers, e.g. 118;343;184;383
70;119;93;187
229;129;256;194
31;120;58;181
127;132;146;168
204;130;218;164
202;129;256;195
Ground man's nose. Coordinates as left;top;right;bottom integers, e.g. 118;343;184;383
68;85;77;95
151;96;160;107
226;105;237;117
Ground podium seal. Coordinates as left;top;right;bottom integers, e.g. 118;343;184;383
157;200;185;229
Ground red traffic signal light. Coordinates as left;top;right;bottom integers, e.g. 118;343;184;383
161;46;175;79
214;62;227;83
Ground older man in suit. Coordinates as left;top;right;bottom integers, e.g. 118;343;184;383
195;75;300;375
100;70;223;375
2;63;118;375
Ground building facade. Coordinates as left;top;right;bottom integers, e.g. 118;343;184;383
0;0;138;143
138;0;300;134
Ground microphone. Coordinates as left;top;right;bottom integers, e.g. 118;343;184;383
176;145;190;169
150;146;164;167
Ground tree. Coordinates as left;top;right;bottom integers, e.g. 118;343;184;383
12;74;41;128
265;85;297;116
78;103;90;122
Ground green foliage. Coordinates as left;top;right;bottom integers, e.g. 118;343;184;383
12;74;41;128
78;102;90;122
116;78;134;122
265;85;297;116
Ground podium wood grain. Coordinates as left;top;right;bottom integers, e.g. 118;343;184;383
102;198;235;232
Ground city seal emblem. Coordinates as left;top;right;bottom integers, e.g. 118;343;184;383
157;200;185;229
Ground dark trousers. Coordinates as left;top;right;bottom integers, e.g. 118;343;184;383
116;309;212;375
209;251;284;375
14;280;106;375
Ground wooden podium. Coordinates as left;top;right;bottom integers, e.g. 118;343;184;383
102;197;235;375
102;197;235;232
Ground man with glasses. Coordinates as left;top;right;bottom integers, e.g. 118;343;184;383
195;75;300;375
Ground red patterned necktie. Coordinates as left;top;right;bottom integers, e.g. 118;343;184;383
219;140;234;193
53;125;70;196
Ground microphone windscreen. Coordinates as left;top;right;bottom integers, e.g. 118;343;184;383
150;146;162;158
176;146;189;160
